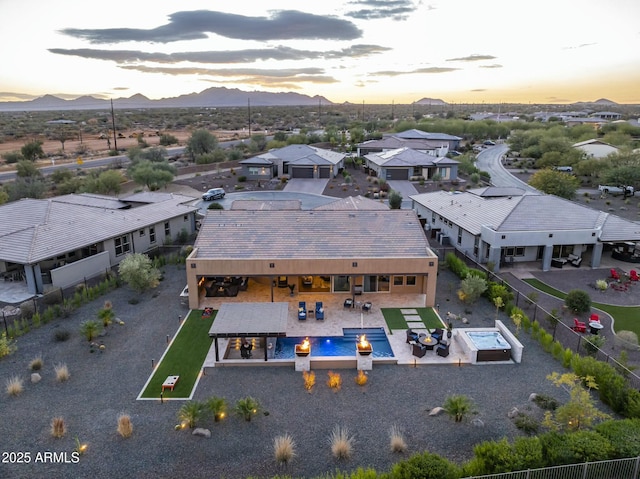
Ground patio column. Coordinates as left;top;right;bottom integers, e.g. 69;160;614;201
591;243;603;268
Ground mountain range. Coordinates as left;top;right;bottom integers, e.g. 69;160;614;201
0;87;334;112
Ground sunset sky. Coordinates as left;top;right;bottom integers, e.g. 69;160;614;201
2;0;640;105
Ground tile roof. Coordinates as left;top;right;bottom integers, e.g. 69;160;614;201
194;210;434;260
0;194;198;264
313;195;390;211
230;200;302;210
254;144;344;165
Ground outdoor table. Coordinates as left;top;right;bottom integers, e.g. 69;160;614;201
589;322;604;335
418;335;438;350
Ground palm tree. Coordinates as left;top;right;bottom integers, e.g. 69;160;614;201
443;394;476;423
177;401;204;429
234;396;261;422
205;396;228;422
79;320;102;342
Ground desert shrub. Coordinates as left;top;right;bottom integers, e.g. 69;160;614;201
445;252;468;278
466;267;487;280
582;334;605;355
0;332;17;358
485;282;514;305
118;253;161;293
539;330;554;352
273;433;296;465
19;299;35;319
205;396;228;422
51;417;66;438
533;394;559;410
29;354;43;371
389;424;407;453
616;330;639;350
117;413;133;438
562;347;574;368
514;413;539;434
465;438;514;475
595;418;640;458
79;320;102;341
562;430;613;462
237;175;247;182
302;370;316;391
54;363;70;382
6;376;24;396
53;329;70;342
458;275;488;304
329;425;354;460
389;451;459;479
511;436;545;470
565;289;591;314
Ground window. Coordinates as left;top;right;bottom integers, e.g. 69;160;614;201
333;275;351;292
393;276;404;286
515;247;525;257
149;227;156;244
164;222;171;238
139;229;145;237
406;276;416;286
457;226;462;245
378;275;390;292
473;236;479;257
114;235;131;256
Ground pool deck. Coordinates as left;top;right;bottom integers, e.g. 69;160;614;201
198;281;512;368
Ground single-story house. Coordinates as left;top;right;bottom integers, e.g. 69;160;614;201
572;139;620;159
357;129;462;157
364;147;459;181
244;144;345;179
185;209;439;309
410;190;640;272
0;192;199;297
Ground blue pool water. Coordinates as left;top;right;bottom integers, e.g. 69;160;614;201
275;327;394;358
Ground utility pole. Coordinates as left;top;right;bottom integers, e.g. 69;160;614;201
110;99;118;151
247;98;251;139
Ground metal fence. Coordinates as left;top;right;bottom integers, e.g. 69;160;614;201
438;247;640;391
464;455;640;479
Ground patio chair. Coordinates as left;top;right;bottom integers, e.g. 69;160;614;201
436;343;450;358
362;301;372;313
315;302;324;320
572;318;587;333
630;270;639;281
611;269;620;280
589;313;600;323
406;329;419;344
298;301;307;320
432;327;444;342
343;298;354;309
412;343;427;358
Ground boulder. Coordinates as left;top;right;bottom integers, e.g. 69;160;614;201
192;428;211;438
507;407;519;418
528;393;538;402
428;407;445;416
31;373;42;383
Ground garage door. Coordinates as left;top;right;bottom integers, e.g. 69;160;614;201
386;168;408;180
319;167;331;179
292;167;314;178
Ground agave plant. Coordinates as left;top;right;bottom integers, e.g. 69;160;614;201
234;396;261;422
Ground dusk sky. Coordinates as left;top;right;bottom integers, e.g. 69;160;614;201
2;0;640;105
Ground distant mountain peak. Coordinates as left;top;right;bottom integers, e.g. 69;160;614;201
414;97;448;106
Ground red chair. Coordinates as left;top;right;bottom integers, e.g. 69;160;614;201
589;313;600;323
630;270;639;282
572;318;587;333
611;269;620;280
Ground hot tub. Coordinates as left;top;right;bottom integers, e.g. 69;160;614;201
465;331;511;362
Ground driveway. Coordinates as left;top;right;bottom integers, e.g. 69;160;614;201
283;178;329;195
387;180;419;198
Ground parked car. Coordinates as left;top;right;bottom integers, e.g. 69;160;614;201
483;140;496;146
202;188;226;201
598;185;634;197
554;166;573;172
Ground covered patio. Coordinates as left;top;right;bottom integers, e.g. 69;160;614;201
208;302;288;362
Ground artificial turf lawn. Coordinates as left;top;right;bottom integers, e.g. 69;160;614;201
381;307;444;332
523;278;640;336
140;310;214;399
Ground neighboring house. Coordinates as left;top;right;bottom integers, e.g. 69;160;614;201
591;111;623;121
364;147;459;181
0;192;199;297
245;144;345;179
572;139;620;159
185;209;438;309
410;190;640;272
357;129;462;156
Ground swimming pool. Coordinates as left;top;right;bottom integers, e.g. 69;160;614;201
274;327;394;358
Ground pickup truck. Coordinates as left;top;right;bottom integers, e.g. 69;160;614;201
598;185;635;196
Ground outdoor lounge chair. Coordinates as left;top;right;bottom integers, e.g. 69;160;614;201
630;270;639;281
432;328;444;341
572;318;587;333
315;302;324;320
298;301;307;320
406;329;419;344
589;313;600;323
344;298;354;309
362;301;372;313
611;269;620;280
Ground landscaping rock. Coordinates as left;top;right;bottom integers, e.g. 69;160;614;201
507;407;519;418
428;407;445;416
192;428;211;438
31;373;41;383
471;418;484;427
528;393;538;402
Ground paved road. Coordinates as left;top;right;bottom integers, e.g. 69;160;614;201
475;144;539;193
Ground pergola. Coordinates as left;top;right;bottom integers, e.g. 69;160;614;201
208;302;289;361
